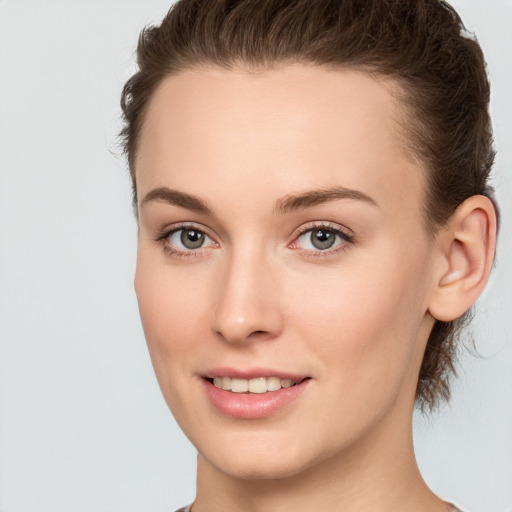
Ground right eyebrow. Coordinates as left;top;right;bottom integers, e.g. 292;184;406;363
140;186;212;215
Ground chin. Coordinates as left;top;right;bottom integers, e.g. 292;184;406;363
209;452;314;481
196;430;338;482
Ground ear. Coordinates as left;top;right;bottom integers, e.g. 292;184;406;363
428;195;497;322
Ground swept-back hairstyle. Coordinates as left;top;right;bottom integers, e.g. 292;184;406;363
120;0;497;410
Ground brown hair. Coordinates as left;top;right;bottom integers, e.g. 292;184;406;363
120;0;497;410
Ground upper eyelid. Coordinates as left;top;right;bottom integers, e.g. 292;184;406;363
157;221;217;241
291;221;354;240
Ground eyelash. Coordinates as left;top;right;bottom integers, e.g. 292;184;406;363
154;222;218;258
289;221;354;258
154;221;354;259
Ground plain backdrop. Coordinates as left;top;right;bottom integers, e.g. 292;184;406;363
0;1;511;511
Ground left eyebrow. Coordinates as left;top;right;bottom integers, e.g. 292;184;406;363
274;186;378;214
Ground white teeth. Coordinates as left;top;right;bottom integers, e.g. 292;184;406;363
281;379;293;388
211;376;299;393
248;377;267;394
231;378;248;393
221;376;231;391
266;376;281;391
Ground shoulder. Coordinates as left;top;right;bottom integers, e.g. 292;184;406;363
173;507;192;512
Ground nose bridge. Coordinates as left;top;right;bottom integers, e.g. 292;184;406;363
211;242;282;343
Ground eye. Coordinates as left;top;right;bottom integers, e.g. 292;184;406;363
158;225;217;255
303;228;338;250
170;228;210;250
292;224;353;253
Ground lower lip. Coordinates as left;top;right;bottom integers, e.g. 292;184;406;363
202;379;311;419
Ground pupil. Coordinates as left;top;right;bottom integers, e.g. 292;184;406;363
311;229;335;250
181;229;204;249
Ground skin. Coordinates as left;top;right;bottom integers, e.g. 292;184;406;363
133;64;494;512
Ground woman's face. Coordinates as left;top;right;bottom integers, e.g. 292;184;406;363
134;65;438;479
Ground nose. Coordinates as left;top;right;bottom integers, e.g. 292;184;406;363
210;249;284;344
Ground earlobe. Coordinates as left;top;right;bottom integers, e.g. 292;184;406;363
428;195;497;322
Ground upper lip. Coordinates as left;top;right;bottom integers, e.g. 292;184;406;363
202;367;310;381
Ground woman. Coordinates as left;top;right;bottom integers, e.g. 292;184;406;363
120;1;498;510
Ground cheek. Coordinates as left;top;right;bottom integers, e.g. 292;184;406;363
288;246;431;397
134;252;213;382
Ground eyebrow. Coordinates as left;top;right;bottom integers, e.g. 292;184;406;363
140;185;377;216
140;186;212;215
274;186;377;214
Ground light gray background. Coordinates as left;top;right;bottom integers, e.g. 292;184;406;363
0;1;510;511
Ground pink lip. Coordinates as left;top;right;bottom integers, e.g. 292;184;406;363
201;370;311;419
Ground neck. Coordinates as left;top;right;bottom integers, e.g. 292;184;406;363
193;405;446;512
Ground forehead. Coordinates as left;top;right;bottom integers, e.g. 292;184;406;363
136;64;425;220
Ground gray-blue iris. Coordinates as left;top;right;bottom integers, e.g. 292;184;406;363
311;229;336;250
181;229;205;249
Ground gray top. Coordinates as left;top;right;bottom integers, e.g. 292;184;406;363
174;505;464;512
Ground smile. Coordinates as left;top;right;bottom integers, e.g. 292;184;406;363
202;372;311;419
211;376;299;394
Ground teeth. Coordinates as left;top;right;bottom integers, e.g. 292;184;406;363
248;377;267;394
266;376;281;391
281;379;293;388
221;376;231;390
211;376;299;393
231;378;248;393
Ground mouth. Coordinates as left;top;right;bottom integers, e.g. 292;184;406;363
206;376;307;394
201;368;312;418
